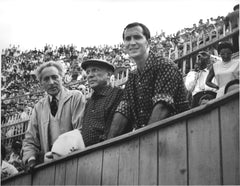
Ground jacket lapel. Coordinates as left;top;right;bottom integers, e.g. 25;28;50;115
57;88;72;118
41;97;51;152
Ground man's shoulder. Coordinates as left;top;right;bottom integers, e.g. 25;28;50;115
155;56;178;68
63;87;83;98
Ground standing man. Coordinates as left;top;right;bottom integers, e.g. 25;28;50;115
108;22;189;138
80;59;124;147
22;61;86;170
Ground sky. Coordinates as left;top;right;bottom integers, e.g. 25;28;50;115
0;0;238;51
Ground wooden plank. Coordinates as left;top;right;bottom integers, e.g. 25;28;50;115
54;162;66;185
1;178;15;186
13;174;32;185
188;108;221;184
220;98;240;184
102;145;120;185
32;165;55;185
65;158;78;185
118;138;139;185
158;121;187;185
139;131;158;185
76;151;103;185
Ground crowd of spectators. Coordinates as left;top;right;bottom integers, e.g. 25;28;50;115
1;6;238;125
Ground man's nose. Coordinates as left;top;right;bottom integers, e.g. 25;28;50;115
48;78;54;84
87;71;94;78
129;37;136;45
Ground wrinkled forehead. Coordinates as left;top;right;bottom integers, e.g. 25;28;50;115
86;65;109;72
40;66;60;79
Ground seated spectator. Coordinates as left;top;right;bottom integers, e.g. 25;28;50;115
8;140;24;172
185;51;217;107
206;41;239;98
1;145;18;179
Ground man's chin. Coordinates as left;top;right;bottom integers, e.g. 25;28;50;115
47;90;59;96
129;52;140;59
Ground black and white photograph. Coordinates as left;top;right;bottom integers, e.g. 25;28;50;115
1;0;239;185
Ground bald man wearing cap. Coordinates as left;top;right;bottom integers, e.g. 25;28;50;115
80;59;125;147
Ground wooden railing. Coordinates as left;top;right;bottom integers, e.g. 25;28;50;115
175;27;239;76
1;120;29;147
2;90;239;185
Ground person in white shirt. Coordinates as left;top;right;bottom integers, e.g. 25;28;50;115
185;51;217;107
206;41;239;98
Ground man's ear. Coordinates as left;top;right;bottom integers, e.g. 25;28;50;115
147;38;151;47
107;71;113;77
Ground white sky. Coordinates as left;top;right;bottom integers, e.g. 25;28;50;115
0;0;238;51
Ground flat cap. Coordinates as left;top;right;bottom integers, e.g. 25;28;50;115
81;59;115;72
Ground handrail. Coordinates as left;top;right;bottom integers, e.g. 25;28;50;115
174;28;239;63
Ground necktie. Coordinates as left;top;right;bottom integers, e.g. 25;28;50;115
50;96;58;116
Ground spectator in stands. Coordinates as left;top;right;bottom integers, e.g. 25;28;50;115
224;4;239;52
8;140;24;172
80;59;124;146
108;22;189;138
22;61;86;171
1;144;18;179
206;41;239;98
185;51;217;107
224;4;239;30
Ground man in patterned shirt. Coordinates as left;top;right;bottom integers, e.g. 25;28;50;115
80;59;124;146
108;22;189;138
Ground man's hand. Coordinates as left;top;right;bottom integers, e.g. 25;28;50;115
44;151;54;163
25;159;37;173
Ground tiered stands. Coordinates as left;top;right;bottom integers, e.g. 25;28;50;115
1;15;239;149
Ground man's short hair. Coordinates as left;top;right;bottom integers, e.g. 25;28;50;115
122;22;151;40
217;41;234;54
35;61;65;81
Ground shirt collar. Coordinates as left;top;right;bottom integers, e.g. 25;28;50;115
49;91;61;102
132;51;164;76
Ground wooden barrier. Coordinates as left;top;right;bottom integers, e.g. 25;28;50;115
2;90;239;185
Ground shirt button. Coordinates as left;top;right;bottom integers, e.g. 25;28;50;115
140;124;145;128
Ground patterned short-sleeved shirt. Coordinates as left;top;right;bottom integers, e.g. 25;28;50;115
116;51;189;129
81;86;123;146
